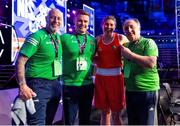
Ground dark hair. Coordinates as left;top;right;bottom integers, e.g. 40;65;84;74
75;9;90;17
101;15;116;26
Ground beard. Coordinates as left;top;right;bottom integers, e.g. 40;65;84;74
50;26;59;33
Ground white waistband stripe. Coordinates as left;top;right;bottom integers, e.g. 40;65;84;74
96;67;122;76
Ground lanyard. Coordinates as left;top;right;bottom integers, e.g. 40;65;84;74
75;34;87;54
49;34;59;58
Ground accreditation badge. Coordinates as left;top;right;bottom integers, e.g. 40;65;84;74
53;59;62;76
76;56;88;71
124;62;131;78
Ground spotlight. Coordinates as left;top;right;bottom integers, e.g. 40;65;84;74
72;10;76;14
67;14;70;18
67;23;71;27
69;28;73;32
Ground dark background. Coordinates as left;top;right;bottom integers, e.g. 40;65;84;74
67;0;175;36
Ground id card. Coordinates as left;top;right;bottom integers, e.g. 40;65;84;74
53;59;62;76
76;56;87;71
124;63;131;78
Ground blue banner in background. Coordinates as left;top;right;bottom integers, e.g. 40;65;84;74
83;4;95;37
11;0;67;62
12;0;67;38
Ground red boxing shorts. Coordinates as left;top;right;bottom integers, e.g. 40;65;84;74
94;74;126;111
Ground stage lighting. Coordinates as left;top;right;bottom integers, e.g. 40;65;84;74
68;28;73;32
67;14;70;18
72;10;76;14
67;23;71;27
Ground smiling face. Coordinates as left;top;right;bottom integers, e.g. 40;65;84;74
74;14;89;34
102;16;116;35
123;19;141;42
102;19;116;35
46;9;62;34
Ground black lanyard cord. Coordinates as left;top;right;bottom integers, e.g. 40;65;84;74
45;28;59;58
49;34;59;58
75;34;87;54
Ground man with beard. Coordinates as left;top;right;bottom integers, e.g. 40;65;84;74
16;8;63;125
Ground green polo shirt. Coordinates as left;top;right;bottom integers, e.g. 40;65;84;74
61;33;96;86
20;29;62;80
124;37;160;91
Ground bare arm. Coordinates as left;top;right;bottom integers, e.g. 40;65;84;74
93;35;101;62
16;55;36;100
16;55;28;85
121;45;157;68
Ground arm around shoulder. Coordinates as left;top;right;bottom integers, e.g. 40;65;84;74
118;34;129;45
